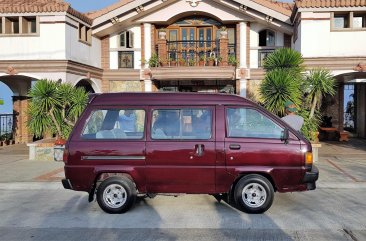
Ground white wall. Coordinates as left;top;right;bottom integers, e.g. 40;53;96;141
0;15;66;60
296;12;366;58
65;16;101;68
109;25;142;70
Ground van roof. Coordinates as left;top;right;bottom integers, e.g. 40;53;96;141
89;92;255;106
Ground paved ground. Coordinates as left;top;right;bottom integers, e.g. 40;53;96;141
0;139;365;240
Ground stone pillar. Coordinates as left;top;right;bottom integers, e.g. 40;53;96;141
239;22;247;68
157;36;167;64
144;80;152;92
219;35;229;66
13;96;32;143
144;23;152;67
101;35;110;70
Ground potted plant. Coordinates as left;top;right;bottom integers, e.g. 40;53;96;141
160;58;170;67
148;53;159;67
217;56;223;66
228;55;238;67
179;58;186;66
188;58;195;66
198;55;205;66
207;56;215;66
170;58;177;66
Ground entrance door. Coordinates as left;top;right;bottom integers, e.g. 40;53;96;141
146;107;216;193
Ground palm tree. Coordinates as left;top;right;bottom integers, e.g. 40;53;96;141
305;68;336;119
260;48;304;117
260;69;303;116
28;79;88;139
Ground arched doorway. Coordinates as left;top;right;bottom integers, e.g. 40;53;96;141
328;71;366;138
0;74;36;143
75;79;95;93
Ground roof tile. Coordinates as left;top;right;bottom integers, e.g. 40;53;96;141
295;0;366;8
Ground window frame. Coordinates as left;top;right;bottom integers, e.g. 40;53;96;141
331;11;366;31
80;108;147;141
78;22;92;45
0;16;39;36
118;51;135;69
118;30;134;48
225;106;285;140
150;107;214;141
258;29;276;47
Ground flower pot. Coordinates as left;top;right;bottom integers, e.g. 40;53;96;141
199;61;205;66
207;60;215;66
170;61;177;67
54;138;66;145
160;62;169;67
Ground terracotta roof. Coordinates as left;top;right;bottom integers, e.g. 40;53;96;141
0;0;92;25
86;0;135;19
251;0;295;16
295;0;366;8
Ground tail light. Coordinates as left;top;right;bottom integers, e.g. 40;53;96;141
63;146;69;164
305;152;313;171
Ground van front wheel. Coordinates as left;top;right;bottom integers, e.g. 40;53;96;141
234;174;274;214
97;177;136;214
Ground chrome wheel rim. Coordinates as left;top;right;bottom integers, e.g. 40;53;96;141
103;184;127;209
242;183;267;208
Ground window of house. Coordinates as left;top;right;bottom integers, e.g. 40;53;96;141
333;14;349;29
151;109;212;140
82;109;145;140
5;17;19;34
79;23;92;44
259;29;275;47
226;108;284;139
22;16;37;34
0;16;39;35
119;31;134;48
353;14;366;28
118;51;134;68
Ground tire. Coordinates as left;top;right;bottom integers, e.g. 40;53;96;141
97;176;137;214
234;174;274;214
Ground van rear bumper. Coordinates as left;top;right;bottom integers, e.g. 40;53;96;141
62;179;73;190
303;165;319;190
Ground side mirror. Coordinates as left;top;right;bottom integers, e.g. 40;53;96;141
281;128;289;144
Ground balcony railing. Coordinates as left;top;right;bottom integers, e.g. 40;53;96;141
166;40;220;65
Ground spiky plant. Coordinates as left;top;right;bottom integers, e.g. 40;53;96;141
305;68;336;119
260;69;302;117
263;48;305;73
28;79;88;139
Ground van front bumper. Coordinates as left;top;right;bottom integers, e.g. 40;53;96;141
62;178;73;190
303;165;319;190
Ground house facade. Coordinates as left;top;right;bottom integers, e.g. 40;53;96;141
0;0;365;143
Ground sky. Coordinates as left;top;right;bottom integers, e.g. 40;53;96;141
0;0;295;114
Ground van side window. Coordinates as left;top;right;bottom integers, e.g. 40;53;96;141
226;108;283;139
82;109;145;140
151;109;212;140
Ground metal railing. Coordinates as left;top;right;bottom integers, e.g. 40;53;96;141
166;40;220;65
0;114;17;141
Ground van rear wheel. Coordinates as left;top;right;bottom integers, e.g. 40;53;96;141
97;176;136;214
234;174;274;214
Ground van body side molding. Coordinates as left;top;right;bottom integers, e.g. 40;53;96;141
81;156;146;160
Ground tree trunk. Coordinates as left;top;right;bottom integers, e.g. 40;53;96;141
310;95;317;119
49;108;62;138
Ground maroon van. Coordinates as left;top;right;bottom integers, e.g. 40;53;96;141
62;93;318;214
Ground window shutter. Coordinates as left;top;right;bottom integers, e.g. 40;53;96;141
128;31;134;48
120;32;126;47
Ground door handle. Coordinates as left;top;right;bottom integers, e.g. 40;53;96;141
229;144;241;150
195;144;204;157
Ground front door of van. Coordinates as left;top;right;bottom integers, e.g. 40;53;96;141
145;107;216;193
224;107;304;189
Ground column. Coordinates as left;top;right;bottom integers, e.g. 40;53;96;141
13;96;32;143
144;23;152;68
239;22;248;98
